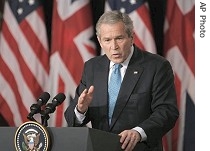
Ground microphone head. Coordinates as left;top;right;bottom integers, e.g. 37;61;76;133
53;93;66;105
37;92;50;105
27;92;50;120
43;93;66;115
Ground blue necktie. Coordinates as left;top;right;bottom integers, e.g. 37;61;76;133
108;64;122;124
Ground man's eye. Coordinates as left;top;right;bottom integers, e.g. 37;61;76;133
104;39;110;42
117;37;124;41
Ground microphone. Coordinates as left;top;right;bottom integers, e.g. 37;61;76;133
42;93;66;116
27;92;50;120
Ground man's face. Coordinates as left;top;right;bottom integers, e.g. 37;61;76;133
97;22;134;64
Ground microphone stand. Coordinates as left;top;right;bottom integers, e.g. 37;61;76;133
27;111;50;127
27;115;36;122
41;111;50;127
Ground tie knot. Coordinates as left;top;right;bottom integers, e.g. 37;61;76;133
113;64;122;73
114;63;122;69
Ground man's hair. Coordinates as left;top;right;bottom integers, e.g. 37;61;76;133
96;11;134;38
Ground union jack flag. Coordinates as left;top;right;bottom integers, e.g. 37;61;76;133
105;0;156;53
0;0;49;126
49;0;96;126
163;0;195;151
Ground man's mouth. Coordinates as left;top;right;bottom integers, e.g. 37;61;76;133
113;54;121;58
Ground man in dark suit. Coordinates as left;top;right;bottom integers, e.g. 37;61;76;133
65;11;179;151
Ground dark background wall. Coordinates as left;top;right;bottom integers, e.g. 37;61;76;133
0;0;5;29
0;0;166;126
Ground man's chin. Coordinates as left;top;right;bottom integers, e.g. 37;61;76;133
111;59;123;64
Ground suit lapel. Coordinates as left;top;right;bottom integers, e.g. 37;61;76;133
109;47;144;129
93;56;110;127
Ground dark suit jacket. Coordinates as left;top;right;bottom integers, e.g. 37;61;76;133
65;45;179;151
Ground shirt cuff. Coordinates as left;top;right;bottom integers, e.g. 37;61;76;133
132;126;147;142
74;106;86;124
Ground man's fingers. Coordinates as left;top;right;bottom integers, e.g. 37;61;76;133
119;130;140;151
79;89;88;103
78;86;94;109
121;136;130;150
119;132;126;143
82;88;88;95
88;86;94;94
124;137;136;151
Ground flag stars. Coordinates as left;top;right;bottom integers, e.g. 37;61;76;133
120;7;126;13
130;0;137;5
28;0;35;5
17;8;23;15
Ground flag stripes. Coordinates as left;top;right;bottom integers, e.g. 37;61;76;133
163;0;195;150
49;0;96;126
0;0;49;126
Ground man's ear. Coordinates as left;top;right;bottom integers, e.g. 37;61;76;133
97;36;100;42
97;36;102;46
131;32;134;45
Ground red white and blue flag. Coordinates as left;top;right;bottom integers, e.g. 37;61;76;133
49;0;96;126
163;0;195;151
105;0;156;53
0;0;49;126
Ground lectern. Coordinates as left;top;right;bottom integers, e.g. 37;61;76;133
0;127;122;151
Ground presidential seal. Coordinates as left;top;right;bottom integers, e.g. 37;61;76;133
14;121;50;151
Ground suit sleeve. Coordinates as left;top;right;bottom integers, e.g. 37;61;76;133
139;60;179;145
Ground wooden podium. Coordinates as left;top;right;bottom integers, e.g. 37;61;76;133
0;127;122;151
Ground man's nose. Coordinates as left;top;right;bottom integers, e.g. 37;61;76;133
111;40;119;50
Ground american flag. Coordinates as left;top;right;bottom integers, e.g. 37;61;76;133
49;0;96;126
105;0;156;53
163;0;195;151
0;0;49;126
